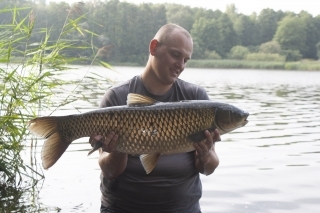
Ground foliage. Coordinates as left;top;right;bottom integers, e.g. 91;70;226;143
206;51;222;60
192;37;206;59
273;16;308;57
1;0;320;64
191;17;220;57
165;4;194;32
281;50;303;61
188;59;286;70
245;53;286;62
227;45;250;60
299;11;320;59
317;42;320;59
257;9;285;44
233;14;259;46
285;61;320;70
216;13;238;57
187;59;320;70
0;3;112;211
259;41;282;54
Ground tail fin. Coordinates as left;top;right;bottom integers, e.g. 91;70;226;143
28;116;70;169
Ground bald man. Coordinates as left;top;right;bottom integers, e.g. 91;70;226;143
91;23;220;213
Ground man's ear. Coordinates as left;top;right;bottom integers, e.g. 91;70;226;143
149;39;159;56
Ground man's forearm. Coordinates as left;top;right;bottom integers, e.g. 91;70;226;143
98;150;128;180
195;148;219;175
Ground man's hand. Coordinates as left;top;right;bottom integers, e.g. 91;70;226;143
89;132;127;180
193;129;220;175
89;132;118;153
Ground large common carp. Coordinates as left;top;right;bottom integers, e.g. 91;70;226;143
28;93;249;174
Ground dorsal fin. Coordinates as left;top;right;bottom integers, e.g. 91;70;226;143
127;93;158;107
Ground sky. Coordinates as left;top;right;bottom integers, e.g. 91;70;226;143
49;0;320;17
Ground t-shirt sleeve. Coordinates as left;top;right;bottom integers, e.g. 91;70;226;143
99;89;117;108
99;84;129;108
176;79;209;101
195;86;209;100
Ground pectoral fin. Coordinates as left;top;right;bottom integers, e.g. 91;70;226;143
139;153;161;174
187;127;216;142
87;140;103;156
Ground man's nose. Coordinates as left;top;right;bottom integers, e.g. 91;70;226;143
175;58;185;70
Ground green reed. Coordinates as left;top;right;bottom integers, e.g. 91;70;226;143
188;59;320;71
0;4;112;211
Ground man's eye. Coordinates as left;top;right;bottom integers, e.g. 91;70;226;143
172;52;179;57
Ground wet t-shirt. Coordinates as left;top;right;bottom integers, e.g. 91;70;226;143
99;75;209;213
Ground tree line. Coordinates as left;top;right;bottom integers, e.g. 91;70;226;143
1;0;320;64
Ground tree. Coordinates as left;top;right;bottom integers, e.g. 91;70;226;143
225;3;238;22
193;8;222;21
234;14;259;46
216;13;238;57
257;9;284;44
191;17;221;58
273;15;307;56
165;4;194;32
316;42;320;59
299;11;320;59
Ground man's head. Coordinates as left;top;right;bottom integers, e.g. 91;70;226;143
154;24;193;47
146;23;193;86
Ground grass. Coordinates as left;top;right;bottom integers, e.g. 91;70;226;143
187;59;320;71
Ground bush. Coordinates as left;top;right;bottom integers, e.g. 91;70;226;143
260;41;282;54
247;45;260;53
281;50;303;61
206;50;222;60
245;53;285;62
227;45;250;60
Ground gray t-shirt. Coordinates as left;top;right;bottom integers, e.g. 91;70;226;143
100;75;209;213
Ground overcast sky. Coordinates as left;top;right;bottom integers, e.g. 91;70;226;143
49;0;320;16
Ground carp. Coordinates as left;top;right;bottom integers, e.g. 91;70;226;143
28;93;249;174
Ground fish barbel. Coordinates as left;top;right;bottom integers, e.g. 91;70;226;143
28;93;249;174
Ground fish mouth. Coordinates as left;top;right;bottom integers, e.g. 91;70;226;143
243;112;249;125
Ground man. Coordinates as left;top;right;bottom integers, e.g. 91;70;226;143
90;23;220;213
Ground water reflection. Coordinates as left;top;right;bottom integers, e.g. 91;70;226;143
0;181;57;213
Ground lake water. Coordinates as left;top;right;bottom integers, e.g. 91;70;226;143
23;66;320;213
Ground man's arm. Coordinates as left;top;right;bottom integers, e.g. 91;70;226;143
90;132;127;180
90;89;129;180
193;129;220;175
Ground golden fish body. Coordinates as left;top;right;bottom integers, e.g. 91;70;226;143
28;93;249;173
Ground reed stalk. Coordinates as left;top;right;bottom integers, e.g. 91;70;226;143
0;3;112;211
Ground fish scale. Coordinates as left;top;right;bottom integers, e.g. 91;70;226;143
59;107;214;154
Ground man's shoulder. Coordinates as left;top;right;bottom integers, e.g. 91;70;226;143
100;76;139;107
177;78;207;93
110;75;139;91
174;78;209;100
176;78;201;89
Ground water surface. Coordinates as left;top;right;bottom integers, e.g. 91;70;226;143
25;66;320;213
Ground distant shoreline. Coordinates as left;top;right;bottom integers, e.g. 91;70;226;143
4;59;320;71
108;59;320;71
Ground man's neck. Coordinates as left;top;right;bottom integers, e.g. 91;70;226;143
141;70;172;96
